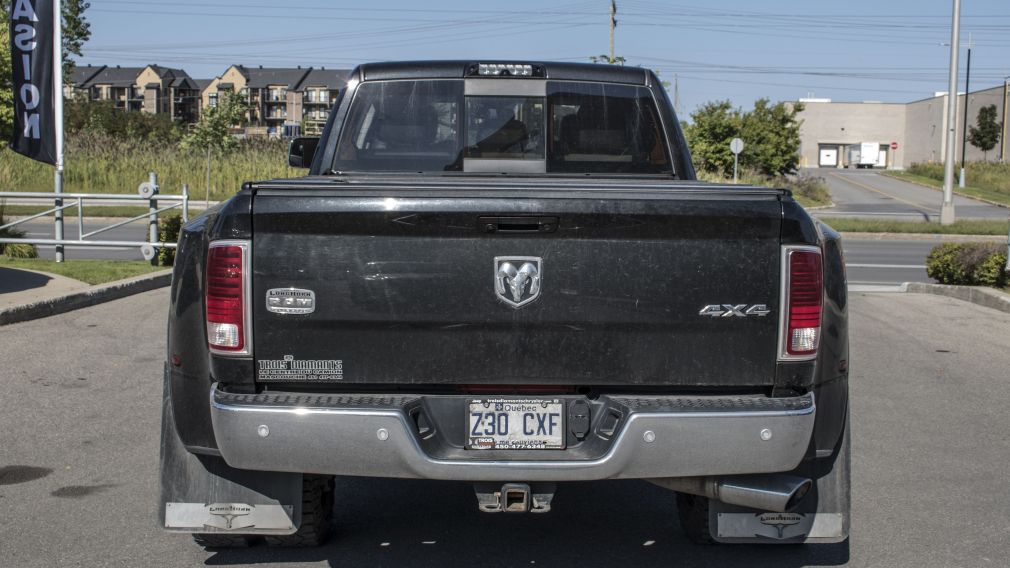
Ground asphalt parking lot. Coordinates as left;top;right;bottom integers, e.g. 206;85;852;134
2;289;1009;567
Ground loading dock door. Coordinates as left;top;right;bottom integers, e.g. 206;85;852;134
819;147;838;167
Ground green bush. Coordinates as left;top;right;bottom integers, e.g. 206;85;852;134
926;242;1007;287
157;213;182;267
64;99;184;144
976;249;1008;287
0;200;38;259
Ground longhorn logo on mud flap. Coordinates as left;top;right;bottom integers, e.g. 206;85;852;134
494;256;543;309
758;512;804;539
206;504;253;530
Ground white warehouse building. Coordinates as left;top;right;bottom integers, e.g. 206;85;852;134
794;83;1009;170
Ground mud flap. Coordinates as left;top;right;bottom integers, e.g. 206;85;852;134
710;414;850;544
158;369;303;535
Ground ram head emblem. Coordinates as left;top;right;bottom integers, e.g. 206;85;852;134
494;257;543;308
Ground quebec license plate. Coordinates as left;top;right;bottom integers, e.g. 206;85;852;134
467;398;565;450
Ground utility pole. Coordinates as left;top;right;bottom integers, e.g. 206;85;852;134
674;74;682;115
959;33;972;188
1001;77;1008;163
609;0;617;63
941;0;961;226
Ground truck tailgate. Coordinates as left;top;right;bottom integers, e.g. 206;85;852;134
249;181;784;388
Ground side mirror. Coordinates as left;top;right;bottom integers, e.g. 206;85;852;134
288;137;320;168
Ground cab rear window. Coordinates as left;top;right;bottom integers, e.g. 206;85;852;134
331;79;671;174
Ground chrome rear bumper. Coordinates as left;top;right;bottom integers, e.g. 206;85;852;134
209;386;815;482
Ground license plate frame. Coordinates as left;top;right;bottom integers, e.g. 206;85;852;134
466;398;566;450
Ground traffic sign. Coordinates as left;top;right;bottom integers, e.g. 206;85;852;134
891;141;898;150
730;138;744;184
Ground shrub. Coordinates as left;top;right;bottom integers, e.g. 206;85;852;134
926;242;1007;287
775;173;831;206
0;200;38;259
976;249;1009;287
157;213;182;267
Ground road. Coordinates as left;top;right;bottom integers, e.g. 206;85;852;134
811;168;1008;221
14;217;149;261
1;289;1009;567
842;238;933;287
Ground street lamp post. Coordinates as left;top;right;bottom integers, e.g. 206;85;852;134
940;0;961;226
959;40;971;188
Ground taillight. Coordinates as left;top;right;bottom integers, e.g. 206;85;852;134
206;241;250;355
780;246;823;360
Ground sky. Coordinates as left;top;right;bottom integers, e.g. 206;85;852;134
78;0;1010;118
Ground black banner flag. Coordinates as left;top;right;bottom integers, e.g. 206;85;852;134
9;0;57;165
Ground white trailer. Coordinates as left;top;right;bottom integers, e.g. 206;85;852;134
856;142;880;168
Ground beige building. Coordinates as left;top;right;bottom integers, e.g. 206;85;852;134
69;64;201;123
796;83;1010;169
200;65;349;137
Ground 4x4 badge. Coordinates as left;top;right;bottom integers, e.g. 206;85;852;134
494;256;542;309
699;304;771;317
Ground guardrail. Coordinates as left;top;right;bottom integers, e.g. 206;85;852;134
0;172;188;263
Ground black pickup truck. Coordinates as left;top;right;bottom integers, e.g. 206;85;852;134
160;61;849;548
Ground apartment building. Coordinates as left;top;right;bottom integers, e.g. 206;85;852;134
298;68;348;135
201;65;349;137
68;64;201;123
67;63;349;136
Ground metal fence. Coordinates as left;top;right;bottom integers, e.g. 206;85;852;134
0;172;188;262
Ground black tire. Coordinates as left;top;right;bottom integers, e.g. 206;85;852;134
676;493;716;545
192;534;256;549
265;475;334;548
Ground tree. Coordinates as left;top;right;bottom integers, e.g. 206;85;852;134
180;92;249;204
0;0;91;140
590;55;626;65
683;100;741;177
968;104;1001;161
684;99;804;178
180;92;248;153
65;99;182;142
739;99;804;177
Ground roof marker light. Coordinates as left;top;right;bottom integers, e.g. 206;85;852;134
477;63;534;77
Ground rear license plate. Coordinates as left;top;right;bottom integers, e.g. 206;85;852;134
466;398;565;450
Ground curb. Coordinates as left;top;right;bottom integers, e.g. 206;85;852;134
839;232;1007;242
0;269;173;326
903;282;1010;314
878;172;1009;209
803;201;836;211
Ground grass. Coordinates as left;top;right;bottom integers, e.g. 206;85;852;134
0;132;292;203
882;162;1010;207
819;217;1009;235
0;258;164;285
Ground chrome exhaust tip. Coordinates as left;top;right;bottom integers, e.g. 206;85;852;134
649;474;813;513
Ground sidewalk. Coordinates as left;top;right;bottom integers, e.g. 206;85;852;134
0;267;90;311
0;266;172;325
